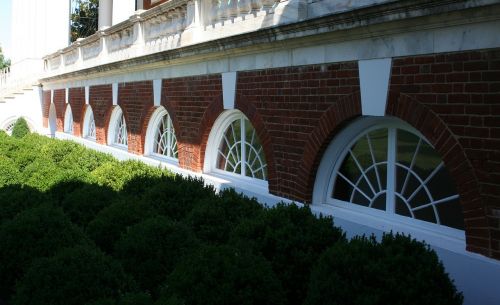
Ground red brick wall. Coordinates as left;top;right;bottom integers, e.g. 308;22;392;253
89;85;113;144
68;88;86;137
42;91;51;128
161;74;222;171
53;89;66;132
387;49;500;258
236;63;361;201
118;81;154;154
39;49;500;260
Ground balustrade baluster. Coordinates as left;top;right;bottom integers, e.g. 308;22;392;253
239;0;251;15
211;0;219;24
250;0;262;12
228;0;239;18
218;0;229;21
262;0;275;10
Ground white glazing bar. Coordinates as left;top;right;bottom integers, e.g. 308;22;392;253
241;118;246;177
386;128;397;214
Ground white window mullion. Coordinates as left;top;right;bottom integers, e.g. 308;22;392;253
386;128;397;214
166;117;172;158
241;118;246;177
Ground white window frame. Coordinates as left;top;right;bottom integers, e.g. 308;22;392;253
83;106;96;141
144;106;179;164
2;117;34;135
64;105;73;134
204;109;268;190
313;116;465;243
3;120;17;135
107;106;128;149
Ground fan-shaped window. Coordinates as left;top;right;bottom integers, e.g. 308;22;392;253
315;117;464;233
64;105;73;134
205;110;267;181
83;106;96;140
145;107;178;161
108;106;128;148
4;121;16;135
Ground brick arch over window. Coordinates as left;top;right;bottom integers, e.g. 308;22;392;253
89;85;113;145
195;95;224;172
42;91;51;128
118;81;154;154
298;92;362;204
68;87;86;137
386;92;487;256
53;89;66;132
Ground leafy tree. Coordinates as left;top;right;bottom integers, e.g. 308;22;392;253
11;117;30;138
71;0;98;42
0;46;10;69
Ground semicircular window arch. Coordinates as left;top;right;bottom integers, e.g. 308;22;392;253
206;110;268;182
64;104;73;134
108;106;128;148
83;106;96;140
145;106;178;161
317;117;464;233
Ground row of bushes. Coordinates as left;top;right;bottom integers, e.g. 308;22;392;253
0;128;463;305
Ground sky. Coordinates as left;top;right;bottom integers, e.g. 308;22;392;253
0;0;12;59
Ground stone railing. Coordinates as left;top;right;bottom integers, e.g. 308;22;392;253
42;0;392;78
0;59;44;97
0;67;9;88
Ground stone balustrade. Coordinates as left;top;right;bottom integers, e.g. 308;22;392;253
42;0;392;77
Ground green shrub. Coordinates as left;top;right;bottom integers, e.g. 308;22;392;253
185;189;263;243
11;117;30;138
0;204;89;299
86;198;156;253
0;185;51;223
114;216;198;297
59;183;117;227
0;155;21;186
140;175;217;221
229;203;345;305
60;144;114;172
85;292;154;305
91;160;163;192
158;245;285;305
12;245;136;305
304;234;463;305
21;158;88;191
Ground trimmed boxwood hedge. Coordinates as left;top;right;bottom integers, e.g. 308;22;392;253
304;234;463;305
0;204;89;299
12;245;136;305
0;133;463;305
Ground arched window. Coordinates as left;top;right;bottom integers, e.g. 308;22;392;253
205;110;267;182
2;117;34;135
144;107;178;161
314;117;464;235
108;106;128;148
64;105;73;134
3;121;16;135
49;103;57;136
83;106;96;140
